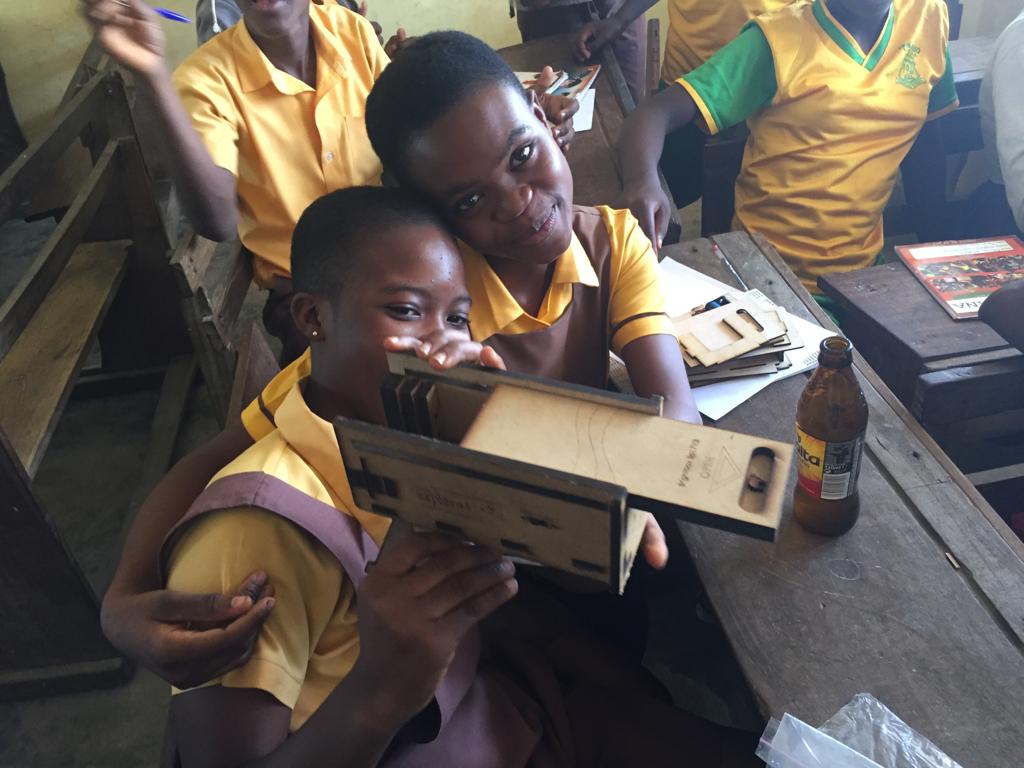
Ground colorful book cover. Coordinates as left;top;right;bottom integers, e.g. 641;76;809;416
894;236;1024;320
514;70;568;94
549;65;600;100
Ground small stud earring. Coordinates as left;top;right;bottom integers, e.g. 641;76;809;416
311;329;319;338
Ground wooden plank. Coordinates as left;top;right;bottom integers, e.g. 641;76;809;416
169;232;219;297
59;39;110;109
644;18;660;99
968;461;1024;489
665;233;1024;765
0;428;128;700
103;356;199;589
0;72;109;222
0;240;130;477
208;240;253;344
914;357;1024;425
0;140;119;359
818;262;1012;403
96;133;189;369
227;322;280;420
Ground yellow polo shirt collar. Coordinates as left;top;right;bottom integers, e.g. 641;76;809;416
275;383;392;546
461;233;598;341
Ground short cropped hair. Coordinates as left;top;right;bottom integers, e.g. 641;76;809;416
365;31;529;182
291;186;448;298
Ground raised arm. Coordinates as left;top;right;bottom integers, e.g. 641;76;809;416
82;0;239;240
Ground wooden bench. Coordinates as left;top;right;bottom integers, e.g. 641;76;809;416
0;69;189;699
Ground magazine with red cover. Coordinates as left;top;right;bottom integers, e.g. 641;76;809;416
894;236;1024;320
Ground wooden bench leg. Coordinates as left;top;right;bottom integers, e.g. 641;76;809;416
0;428;130;701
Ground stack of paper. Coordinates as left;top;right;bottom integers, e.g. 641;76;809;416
656;260;834;420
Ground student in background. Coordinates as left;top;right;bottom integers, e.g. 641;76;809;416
971;8;1024;238
82;0;576;362
617;0;959;297
514;0;647;103
574;0;792;207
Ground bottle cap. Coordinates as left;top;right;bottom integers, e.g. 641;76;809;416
818;336;854;368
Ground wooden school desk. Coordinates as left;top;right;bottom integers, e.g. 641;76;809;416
498;34;682;240
658;232;1024;768
818;263;1024;474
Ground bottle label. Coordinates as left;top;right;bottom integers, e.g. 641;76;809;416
795;427;864;501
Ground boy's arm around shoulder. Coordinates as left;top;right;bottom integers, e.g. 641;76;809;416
101;423;274;689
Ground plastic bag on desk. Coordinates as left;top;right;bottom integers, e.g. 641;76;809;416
819;694;963;768
756;694;962;768
757;713;884;767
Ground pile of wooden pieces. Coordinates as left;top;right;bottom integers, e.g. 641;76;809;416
674;290;804;385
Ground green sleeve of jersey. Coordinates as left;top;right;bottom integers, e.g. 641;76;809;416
675;23;778;135
927;46;959;115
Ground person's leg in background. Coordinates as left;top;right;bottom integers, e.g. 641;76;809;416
516;2;647;104
594;0;646;104
195;0;242;45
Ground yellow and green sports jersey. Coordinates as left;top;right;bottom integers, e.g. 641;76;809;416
675;0;959;292
662;0;792;82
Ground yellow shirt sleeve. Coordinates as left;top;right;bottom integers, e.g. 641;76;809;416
602;208;676;354
352;8;391;80
241;349;313;441
166;506;346;709
172;62;241;177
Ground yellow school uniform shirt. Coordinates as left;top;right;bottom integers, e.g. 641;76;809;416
240;206;673;440
662;0;792;81
675;0;958;292
167;384;391;731
173;3;388;287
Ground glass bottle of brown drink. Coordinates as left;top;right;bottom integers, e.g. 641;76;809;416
793;336;868;536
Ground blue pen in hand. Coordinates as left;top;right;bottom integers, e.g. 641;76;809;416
154;7;190;22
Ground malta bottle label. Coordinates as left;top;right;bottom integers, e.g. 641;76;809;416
795;427;864;500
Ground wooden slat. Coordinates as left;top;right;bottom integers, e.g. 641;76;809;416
0;140;120;358
644;18;660;99
0;428;128;700
169;231;219;296
59;39;110;109
0;72;109;222
227;322;280;420
0;241;130;477
914;357;1024;425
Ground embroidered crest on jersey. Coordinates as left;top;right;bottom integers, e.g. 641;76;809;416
896;43;926;88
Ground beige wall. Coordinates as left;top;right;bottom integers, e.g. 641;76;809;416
2;0;669;141
960;0;1023;37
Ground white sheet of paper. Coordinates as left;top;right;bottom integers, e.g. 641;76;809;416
692;314;832;421
657;259;736;318
573;89;596;132
656;259;833;420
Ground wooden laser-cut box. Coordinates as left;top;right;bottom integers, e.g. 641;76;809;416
334;354;792;593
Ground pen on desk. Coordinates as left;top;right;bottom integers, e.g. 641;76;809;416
155;7;191;22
